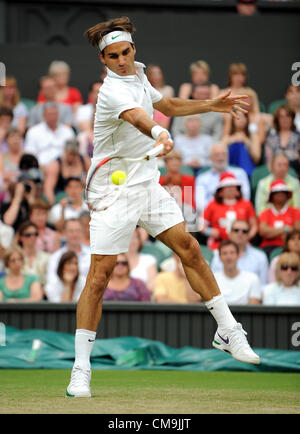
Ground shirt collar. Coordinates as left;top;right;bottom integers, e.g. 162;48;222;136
106;61;146;82
270;203;289;215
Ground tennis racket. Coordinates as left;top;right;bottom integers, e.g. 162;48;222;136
85;143;165;212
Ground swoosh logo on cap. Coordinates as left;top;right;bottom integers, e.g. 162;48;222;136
217;332;229;344
111;34;121;40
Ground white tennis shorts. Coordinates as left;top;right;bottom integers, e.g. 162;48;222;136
89;178;184;255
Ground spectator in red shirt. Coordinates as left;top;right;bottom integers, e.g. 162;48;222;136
201;172;257;250
159;149;195;209
259;179;300;259
37;61;83;112
159;149;198;233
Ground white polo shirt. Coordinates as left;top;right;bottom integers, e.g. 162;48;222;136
90;61;163;185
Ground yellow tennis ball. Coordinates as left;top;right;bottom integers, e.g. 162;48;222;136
111;170;127;185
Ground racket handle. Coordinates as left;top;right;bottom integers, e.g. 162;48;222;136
146;143;165;159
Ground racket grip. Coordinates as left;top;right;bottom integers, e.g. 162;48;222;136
146;143;165;159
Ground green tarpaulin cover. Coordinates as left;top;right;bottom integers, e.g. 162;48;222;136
0;326;299;372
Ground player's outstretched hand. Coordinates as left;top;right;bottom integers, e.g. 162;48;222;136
210;90;250;119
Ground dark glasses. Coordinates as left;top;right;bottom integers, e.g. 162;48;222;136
116;261;129;266
280;265;299;272
232;228;249;234
23;232;39;238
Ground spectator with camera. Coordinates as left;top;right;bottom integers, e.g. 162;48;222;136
213;240;262;305
211;219;269;285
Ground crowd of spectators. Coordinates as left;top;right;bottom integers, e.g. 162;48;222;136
0;56;299;307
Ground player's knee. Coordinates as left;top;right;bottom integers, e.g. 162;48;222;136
88;271;109;299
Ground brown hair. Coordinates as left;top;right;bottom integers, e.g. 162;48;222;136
283;229;300;253
275;252;300;285
57;251;79;283
17;221;38;247
219;240;239;255
228;63;248;87
273;104;296;133
0;76;20;107
84;16;136;50
29;198;50;215
3;245;25;268
214;186;242;204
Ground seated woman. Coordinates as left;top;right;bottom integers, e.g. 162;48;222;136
0;245;42;302
201;172;257;250
222;111;261;177
103;253;151;302
0;76;28;135
16;220;50;295
263;105;300;175
178;60;219;99
37;61;83;112
146;64;175;129
259;180;300;259
127;228;158;292
0;128;24;189
43;138;90;206
263;252;300;306
45;251;86;302
269;229;300;283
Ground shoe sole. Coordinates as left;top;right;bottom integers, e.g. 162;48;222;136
212;340;260;365
65;389;91;398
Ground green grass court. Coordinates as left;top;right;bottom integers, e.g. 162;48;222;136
0;370;299;414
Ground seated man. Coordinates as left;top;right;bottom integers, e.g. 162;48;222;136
211;219;269;285
213;240;262;305
153;253;201;303
48;177;89;232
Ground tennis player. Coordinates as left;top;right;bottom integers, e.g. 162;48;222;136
66;17;260;398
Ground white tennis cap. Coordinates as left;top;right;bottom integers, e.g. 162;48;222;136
99;31;133;51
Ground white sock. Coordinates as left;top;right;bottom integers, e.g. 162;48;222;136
205;294;237;330
74;329;96;370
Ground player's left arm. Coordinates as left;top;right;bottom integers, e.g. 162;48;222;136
153;90;249;120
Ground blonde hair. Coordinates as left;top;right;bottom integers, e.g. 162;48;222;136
48;61;70;76
3;245;24;268
228;63;248;86
190;60;210;76
275;252;300;285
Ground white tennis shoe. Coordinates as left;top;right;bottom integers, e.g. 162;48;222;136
66;366;92;398
212;322;260;365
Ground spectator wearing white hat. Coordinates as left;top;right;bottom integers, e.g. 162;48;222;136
259;179;300;259
200;171;257;250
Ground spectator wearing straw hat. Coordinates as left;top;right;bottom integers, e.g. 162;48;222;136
259;179;300;259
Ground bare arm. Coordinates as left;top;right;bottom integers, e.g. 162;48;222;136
259;221;285;239
43;160;60;206
153;90;249;119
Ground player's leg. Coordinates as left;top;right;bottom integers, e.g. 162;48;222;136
156;222;260;364
66;254;116;398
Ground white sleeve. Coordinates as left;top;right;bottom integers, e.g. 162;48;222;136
262;284;277;305
145;76;163;104
99;84;141;121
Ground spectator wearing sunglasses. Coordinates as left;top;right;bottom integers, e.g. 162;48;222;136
16;221;50;295
269;229;300;283
211;219;269;285
263;252;300;306
103;253;151;302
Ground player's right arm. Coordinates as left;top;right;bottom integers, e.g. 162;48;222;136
119;107;173;155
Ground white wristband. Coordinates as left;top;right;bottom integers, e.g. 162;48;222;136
151;125;170;140
248;122;258;134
